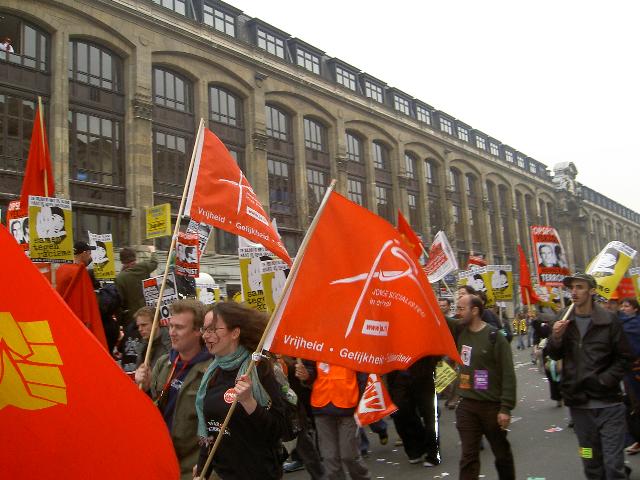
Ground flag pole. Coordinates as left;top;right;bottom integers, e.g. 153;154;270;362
141;118;205;377
37;96;48;197
196;179;337;480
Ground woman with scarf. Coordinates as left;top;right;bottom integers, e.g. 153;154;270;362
195;302;287;479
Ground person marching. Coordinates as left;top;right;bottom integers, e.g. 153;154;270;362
454;294;516;480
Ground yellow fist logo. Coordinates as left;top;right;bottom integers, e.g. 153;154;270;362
0;312;66;410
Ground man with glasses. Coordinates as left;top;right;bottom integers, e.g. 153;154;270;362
135;298;212;480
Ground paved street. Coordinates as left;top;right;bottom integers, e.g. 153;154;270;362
287;345;640;479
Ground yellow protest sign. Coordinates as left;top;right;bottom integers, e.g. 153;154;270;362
629;267;640;302
586;241;637;299
459;267;495;307
239;257;267;311
488;265;513;301
88;231;115;280
435;361;458;394
145;204;171;239
28;196;73;264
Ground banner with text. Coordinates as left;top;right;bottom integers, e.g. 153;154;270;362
423;230;458;283
487;264;513;301
88;231;115;279
175;231;200;277
186;220;212;260
146;203;171;239
7;200;29;256
586;241;637;299
458;267;496;307
531;225;570;287
142;273;179;325
28;196;73;263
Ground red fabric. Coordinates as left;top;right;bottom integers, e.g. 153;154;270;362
55;263;108;351
0;225;179;479
355;373;398;427
185;126;291;265
397;210;424;259
263;191;461;374
19;105;55;206
467;255;487;268
616;278;634;300
518;244;540;305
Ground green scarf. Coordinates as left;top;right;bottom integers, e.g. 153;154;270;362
196;345;270;439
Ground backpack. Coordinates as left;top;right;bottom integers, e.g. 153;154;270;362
272;361;302;442
96;283;122;319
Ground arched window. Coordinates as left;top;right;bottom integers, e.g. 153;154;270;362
404;152;416;179
209;86;241;126
265;105;288;141
303;117;328;218
68;41;122;91
153;67;192;112
346;132;361;163
303;118;324;151
372;141;388;170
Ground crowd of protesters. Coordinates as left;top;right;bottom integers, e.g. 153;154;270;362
63;241;640;480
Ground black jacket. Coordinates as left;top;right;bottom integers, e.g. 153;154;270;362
545;303;633;406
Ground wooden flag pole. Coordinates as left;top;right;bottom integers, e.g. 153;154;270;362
196;179;337;480
524;288;533;316
37;96;48;197
141;118;205;379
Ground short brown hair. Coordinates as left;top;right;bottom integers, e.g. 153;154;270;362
134;306;155;322
212;302;268;352
120;247;136;264
170;298;206;331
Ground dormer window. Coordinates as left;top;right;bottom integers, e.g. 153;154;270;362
257;28;285;58
336;66;356;91
394;96;410;115
364;80;384;103
296;48;320;74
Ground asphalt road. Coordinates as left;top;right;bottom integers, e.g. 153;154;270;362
286;345;640;480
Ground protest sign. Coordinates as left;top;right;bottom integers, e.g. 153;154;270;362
487;265;513;301
615;278;635;300
175;231;199;277
423;231;458;283
630;267;640;302
142;273;179;325
586;241;637;299
88;231;115;280
458;267;496;307
7;200;29;255
28;196;73;263
239;256;267;312
263;191;460;374
531;225;570;286
196;282;221;305
184;125;291;264
186;220;212;260
435;361;458;394
146;203;171;239
355;374;398;427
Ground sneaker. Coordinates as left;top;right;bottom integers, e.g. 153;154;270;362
379;432;389;445
394;439;404;446
283;460;304;473
408;457;422;464
423;456;440;467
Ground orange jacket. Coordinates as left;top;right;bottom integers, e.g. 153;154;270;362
311;363;359;409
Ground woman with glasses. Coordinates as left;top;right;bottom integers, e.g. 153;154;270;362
195;302;287;479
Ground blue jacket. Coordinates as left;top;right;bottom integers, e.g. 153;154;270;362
620;312;640;357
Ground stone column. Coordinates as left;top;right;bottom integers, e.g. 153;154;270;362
293;114;308;229
50;29;70;199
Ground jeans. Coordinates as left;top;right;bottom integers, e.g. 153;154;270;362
315;415;371;480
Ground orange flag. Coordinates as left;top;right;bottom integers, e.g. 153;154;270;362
263;191;460;374
397;210;423;259
355;374;398;427
0;225;179;479
55;263;108;351
19;103;55;206
185;124;292;265
518;244;540;305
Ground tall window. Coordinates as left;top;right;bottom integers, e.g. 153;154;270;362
517;155;525;168
297;49;320;74
394;96;410;115
529;162;537;174
68;41;121;91
364;81;384;103
373;142;387;170
0;94;35;174
154;68;192;112
408;193;419;229
465;174;476;197
154;131;188;196
451;204;460;224
457;126;469;142
348;178;364;206
416;105;431;125
209;86;240;126
68;111;123;185
489;142;500;156
257;29;285;58
304;118;324;151
268;158;295;217
475;136;486;150
439;117;453;135
265;105;288;140
346;132;361;162
0;21;49;71
425;160;438;186
449;168;459;192
376;185;392;222
404;153;416;179
336;66;356;91
307;168;327;217
505;150;514;163
203;3;235;36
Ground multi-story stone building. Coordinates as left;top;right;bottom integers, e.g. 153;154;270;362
1;0;638;294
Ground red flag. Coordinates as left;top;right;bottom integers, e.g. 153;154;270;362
19;103;55;206
0;225;179;479
55;263;108;351
263;191;461;374
518;244;540;305
616;278;635;300
467;255;487;269
355;374;398;427
397;210;423;259
185;124;292;265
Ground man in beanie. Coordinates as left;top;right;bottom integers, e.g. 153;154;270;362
546;273;633;479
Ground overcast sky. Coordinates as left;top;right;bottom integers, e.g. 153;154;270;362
233;0;640;213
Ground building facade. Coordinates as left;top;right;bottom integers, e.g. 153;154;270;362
1;0;638;292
